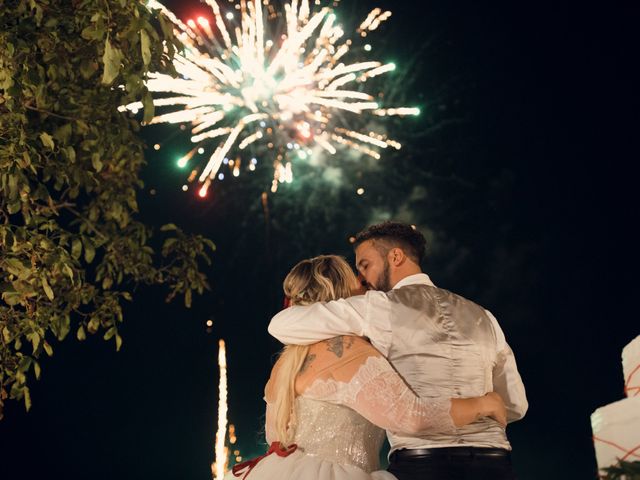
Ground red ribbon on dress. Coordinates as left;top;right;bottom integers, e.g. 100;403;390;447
232;442;298;479
593;435;640;479
624;363;640;397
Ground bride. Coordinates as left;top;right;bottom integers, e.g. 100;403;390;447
228;255;506;480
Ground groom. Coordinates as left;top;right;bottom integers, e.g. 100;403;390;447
269;221;528;480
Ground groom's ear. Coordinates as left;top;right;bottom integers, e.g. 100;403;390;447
389;247;406;266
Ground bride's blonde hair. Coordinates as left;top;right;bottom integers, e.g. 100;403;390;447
271;255;357;445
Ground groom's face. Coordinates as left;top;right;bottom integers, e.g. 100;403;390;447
355;240;392;292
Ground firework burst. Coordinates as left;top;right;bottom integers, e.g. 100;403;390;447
125;0;419;196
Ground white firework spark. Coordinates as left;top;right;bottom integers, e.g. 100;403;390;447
127;0;420;197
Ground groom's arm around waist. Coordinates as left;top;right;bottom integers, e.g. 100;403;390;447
268;291;392;354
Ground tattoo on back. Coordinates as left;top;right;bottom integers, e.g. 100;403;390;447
300;353;316;374
325;336;354;358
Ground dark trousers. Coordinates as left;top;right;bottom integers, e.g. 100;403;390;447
388;447;517;480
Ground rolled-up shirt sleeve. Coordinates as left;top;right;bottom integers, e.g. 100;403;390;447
268;291;392;355
486;310;528;422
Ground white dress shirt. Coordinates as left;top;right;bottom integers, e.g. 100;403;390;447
268;273;528;452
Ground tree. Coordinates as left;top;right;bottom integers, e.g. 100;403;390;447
0;0;215;418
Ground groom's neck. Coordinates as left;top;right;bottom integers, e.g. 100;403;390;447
390;263;422;288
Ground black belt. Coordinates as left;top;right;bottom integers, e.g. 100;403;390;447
390;447;511;461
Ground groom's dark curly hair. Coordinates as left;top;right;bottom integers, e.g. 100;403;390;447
354;221;426;264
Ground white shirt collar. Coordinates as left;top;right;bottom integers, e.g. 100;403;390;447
392;273;435;290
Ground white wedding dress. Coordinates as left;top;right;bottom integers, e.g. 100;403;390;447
226;340;457;480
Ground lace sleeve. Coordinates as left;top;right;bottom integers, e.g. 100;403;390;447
305;355;456;435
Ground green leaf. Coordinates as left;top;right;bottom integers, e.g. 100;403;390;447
160;223;178;232
2;292;22;306
43;342;53;357
56;315;71;341
23;387;31;412
115;334;123;351
77;325;86;341
18;356;32;373
83;239;96;263
39;132;55;150
41;276;54;301
8;201;21;215
184;289;192;308
75;119;89;133
142;89;154;124
34;361;41;380
101;37;123;85
29;332;41;353
80;24;104;41
158;13;174;38
5;258;27;276
87;316;100;333
53;123;73;143
102;277;113;290
103;327;116;341
71;238;82;260
2;327;11;343
63;264;75;284
162;238;177;251
8;173;18;199
21;151;32;168
79;59;98;79
140;29;151;66
91;153;103;172
32;2;43;25
65;146;76;162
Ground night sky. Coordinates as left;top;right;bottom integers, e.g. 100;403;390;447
1;1;638;479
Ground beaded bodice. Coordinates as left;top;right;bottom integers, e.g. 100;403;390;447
292;397;385;472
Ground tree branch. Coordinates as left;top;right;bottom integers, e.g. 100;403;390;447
24;105;77;122
65;207;109;242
